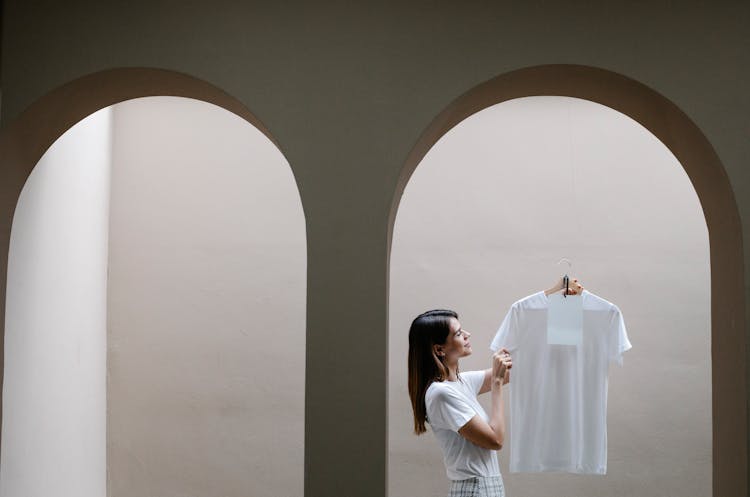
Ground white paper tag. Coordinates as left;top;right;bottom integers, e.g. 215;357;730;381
547;294;583;345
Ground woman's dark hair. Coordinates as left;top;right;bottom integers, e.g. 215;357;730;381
408;309;458;435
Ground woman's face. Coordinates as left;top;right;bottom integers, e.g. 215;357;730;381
441;317;472;361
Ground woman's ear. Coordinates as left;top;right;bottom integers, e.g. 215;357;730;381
433;344;445;357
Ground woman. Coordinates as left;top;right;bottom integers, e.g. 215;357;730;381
408;309;512;497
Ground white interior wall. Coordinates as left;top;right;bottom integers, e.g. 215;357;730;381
1;108;112;497
106;97;306;497
388;97;711;497
0;97;306;497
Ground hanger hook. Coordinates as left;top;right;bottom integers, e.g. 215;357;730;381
557;258;572;271
557;258;572;298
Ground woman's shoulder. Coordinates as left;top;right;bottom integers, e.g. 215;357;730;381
459;369;487;384
427;372;485;401
425;379;464;404
425;379;449;398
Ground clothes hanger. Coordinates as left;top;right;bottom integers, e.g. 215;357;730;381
544;258;582;298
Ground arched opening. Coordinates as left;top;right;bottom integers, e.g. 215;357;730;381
0;70;306;497
387;65;745;497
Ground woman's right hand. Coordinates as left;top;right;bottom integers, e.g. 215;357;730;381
492;348;512;384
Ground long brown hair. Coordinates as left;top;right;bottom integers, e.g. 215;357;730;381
407;309;458;434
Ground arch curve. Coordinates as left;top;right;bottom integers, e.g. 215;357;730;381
389;64;745;497
0;67;283;181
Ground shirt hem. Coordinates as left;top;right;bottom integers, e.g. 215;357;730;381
447;470;502;481
509;466;606;475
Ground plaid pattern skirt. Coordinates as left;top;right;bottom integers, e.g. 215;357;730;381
448;475;505;497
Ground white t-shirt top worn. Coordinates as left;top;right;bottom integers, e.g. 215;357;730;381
490;290;631;474
425;370;501;480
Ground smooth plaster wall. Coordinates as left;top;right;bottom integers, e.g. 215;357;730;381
389;97;710;496
0;3;746;497
106;97;305;497
0;108;111;497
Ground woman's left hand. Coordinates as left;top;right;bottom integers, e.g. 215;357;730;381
492;349;512;385
565;278;584;295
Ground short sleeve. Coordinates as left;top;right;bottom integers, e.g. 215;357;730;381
609;305;632;366
460;370;487;395
426;386;477;432
491;304;520;353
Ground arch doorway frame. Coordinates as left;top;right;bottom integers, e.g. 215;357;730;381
0;66;299;483
388;64;746;497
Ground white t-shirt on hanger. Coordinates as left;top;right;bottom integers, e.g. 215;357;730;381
490;290;631;474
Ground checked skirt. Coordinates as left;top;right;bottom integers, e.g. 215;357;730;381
447;475;505;497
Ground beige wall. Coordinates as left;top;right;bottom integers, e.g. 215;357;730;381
0;2;746;497
107;97;305;497
389;97;710;497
